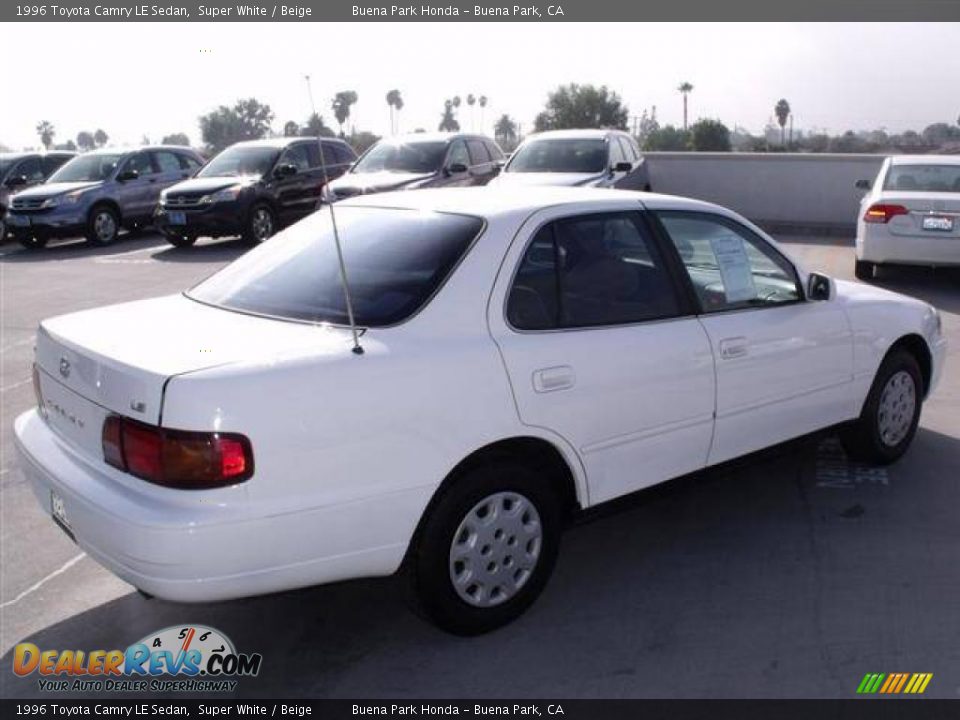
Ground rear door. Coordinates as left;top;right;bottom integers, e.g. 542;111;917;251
654;210;854;464
275;143;314;221
114;151;157;220
151;151;192;205
489;205;716;505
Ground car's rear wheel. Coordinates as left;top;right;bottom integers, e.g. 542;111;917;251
243;204;276;245
0;216;6;241
86;205;120;246
408;461;563;635
17;234;48;250
841;348;923;465
854;259;876;281
165;233;197;248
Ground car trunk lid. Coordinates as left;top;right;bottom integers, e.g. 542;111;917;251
877;191;960;239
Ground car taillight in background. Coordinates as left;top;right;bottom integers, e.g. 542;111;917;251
864;204;909;224
102;415;253;489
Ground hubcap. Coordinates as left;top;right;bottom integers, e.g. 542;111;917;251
877;370;916;447
251;209;273;241
94;211;116;242
448;491;542;608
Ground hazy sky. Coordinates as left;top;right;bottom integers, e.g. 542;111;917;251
2;22;958;150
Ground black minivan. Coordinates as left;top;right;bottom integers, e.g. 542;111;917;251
155;137;356;247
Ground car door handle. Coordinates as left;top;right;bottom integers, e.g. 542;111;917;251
718;337;748;359
533;366;575;393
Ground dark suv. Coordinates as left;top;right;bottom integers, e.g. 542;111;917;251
6;146;204;249
155;137;356;247
327;132;504;200
0;152;75;240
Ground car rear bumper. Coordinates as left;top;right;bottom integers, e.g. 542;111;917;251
857;226;960;266
155;203;246;239
14;409;415;602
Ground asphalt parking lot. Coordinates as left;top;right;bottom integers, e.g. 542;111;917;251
1;230;958;699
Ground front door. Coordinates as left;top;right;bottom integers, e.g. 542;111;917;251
654;210;854;464
489;206;716;505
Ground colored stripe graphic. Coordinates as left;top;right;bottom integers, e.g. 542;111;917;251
857;672;933;694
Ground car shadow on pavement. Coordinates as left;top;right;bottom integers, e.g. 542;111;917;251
0;232;168;263
869;265;960;314
149;237;250;263
3;427;959;699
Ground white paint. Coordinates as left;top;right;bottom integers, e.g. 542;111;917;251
0;553;86;610
0;378;31;393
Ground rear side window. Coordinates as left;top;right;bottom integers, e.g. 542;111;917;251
467;139;491;165
883;164;960;193
507;212;681;330
189;207;483;327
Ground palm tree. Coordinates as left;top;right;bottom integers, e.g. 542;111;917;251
36;121;55;150
332;91;358;138
94;129;109;147
386;89;404;134
677;82;694;131
479;96;488;134
466;94;476;130
775;99;791;147
439;100;460;132
494;114;518;151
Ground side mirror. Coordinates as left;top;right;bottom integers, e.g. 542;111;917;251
5;175;28;188
613;162;633;173
446;162;468;175
274;163;298;178
116;169;139;182
807;272;834;301
855;179;871;190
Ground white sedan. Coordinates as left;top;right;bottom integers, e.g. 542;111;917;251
855;154;960;279
15;187;946;634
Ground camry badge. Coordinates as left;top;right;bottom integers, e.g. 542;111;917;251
59;358;70;379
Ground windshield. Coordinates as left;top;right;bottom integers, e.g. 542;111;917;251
199;146;280;178
507;138;608;174
883;164;960;193
353;141;447;174
48;154;123;183
188;206;484;326
0;156;17;177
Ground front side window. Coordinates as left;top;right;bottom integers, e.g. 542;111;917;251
280;144;311;172
446;140;469;168
124;152;155;177
43;155;72;175
883;164;960;193
188;207;483;327
507;138;608;174
657;212;801;312
48;153;123;183
15;157;43;183
507;212;681;330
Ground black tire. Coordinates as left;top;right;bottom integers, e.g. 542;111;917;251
165;233;197;248
242;203;276;245
85;204;120;246
841;349;923;465
854;259;875;281
408;461;564;635
17;234;48;250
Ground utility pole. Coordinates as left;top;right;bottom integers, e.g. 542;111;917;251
304;74;317;118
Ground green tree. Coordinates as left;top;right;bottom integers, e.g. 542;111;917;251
76;131;96;151
386;89;404;134
494;114;518;151
351;131;380;154
439;100;460;132
678;82;694;130
36;121;55;150
199;98;274;153
643;125;691;151
331;91;358;137
161;133;191;146
534;84;629;132
94;129;109;147
283;120;300;137
55;140;77;151
774;99;791;147
301;113;335;138
690;119;731;151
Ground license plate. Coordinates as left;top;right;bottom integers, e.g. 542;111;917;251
168;211;187;226
922;216;953;232
7;214;29;227
50;490;75;540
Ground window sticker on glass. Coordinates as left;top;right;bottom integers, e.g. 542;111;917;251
709;233;756;303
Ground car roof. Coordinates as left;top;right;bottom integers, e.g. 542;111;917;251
381;132;492;144
524;129;628;141
339;186;718;219
82;145;197;156
1;151;75;160
227;136;349;150
889;154;960;166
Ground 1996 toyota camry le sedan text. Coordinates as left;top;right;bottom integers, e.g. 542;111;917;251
15;187;946;634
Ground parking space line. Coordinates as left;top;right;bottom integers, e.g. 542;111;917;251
0;552;86;610
0;378;31;393
1;338;33;354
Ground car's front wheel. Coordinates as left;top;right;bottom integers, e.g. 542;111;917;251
243;204;276;244
841;348;923;465
165;233;197;248
86;205;120;246
408;461;563;635
17;234;48;250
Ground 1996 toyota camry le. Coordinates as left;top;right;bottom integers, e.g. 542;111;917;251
15;187;946;634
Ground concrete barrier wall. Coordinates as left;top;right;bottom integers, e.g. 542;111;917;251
644;152;887;233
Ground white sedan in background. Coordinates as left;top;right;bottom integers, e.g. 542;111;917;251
855;155;960;279
15;187;945;634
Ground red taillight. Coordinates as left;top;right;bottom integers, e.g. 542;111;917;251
101;416;253;489
864;203;909;224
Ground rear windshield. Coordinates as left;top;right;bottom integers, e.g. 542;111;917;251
883;164;960;193
507;138;608;174
188;207;484;326
48;154;123;183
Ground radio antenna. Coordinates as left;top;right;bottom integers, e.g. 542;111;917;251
316;130;363;355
